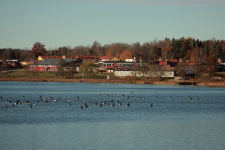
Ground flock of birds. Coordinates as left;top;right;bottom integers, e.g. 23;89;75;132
0;93;144;109
0;92;203;110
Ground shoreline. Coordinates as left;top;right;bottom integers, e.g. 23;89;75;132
1;77;225;87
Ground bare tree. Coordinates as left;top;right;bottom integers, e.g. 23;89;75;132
30;42;47;59
176;62;188;79
55;59;67;78
91;41;101;56
0;61;10;77
204;57;217;79
24;65;37;78
148;64;162;81
65;61;77;78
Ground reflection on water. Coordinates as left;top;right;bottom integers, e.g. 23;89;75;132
0;82;225;150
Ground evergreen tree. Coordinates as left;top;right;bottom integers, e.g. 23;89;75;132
203;42;209;55
213;44;222;59
152;46;162;59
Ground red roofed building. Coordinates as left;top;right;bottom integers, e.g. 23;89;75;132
38;55;118;63
38;56;63;61
167;59;179;63
217;58;225;65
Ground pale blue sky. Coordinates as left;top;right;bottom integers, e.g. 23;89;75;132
1;0;225;49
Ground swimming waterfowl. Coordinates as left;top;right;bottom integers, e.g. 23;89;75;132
15;100;21;105
25;100;30;104
6;100;11;103
126;103;130;106
110;103;114;107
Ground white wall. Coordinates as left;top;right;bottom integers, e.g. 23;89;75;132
114;70;174;78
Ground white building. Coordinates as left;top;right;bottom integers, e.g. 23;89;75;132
114;70;175;78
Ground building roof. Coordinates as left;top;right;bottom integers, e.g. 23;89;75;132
66;55;98;60
21;60;38;65
97;56;113;61
183;68;195;74
38;55;118;62
102;61;133;64
39;56;63;59
217;58;225;64
31;58;81;65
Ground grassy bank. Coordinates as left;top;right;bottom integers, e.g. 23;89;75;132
1;70;225;87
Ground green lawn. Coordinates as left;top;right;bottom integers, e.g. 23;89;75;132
7;70;115;78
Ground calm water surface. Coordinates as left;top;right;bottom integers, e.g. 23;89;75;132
0;81;225;150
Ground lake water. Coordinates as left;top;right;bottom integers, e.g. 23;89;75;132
0;81;225;150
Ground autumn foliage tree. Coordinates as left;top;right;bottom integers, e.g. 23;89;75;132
30;42;47;59
119;49;132;61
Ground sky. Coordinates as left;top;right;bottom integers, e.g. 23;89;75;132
1;0;225;49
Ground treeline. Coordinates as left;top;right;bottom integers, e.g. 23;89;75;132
1;37;225;63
